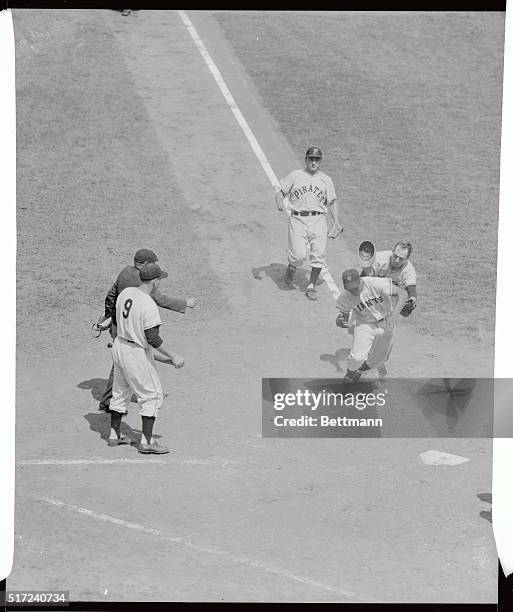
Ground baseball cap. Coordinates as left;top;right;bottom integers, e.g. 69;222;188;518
305;146;322;159
139;262;168;281
134;248;158;264
341;268;361;289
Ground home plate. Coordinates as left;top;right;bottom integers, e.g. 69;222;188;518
420;450;470;466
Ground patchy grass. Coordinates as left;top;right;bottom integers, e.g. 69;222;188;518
14;10;224;356
215;11;503;343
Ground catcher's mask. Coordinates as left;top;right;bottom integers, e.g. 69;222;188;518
358;240;375;267
91;316;111;339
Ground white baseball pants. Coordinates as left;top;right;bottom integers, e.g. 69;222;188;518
287;213;327;268
347;319;396;372
110;337;164;418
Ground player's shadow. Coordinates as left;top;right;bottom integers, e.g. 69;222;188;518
320;348;350;372
83;412;144;447
477;492;492;524
77;378;108;402
77;377;143;406
251;263;311;292
414;378;480;436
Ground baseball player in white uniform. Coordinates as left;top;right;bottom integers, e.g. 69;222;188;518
275;147;342;300
336;269;407;383
108;262;185;454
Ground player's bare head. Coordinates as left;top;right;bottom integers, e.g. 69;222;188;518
134;248;158;269
390;241;412;269
139;262;168;289
342;268;361;295
305;146;322;173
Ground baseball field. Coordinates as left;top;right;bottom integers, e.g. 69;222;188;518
10;9;503;602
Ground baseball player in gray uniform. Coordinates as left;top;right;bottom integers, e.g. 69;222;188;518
275;147;342;300
108;262;184;454
336;269;408;383
360;240;417;311
354;240;418;382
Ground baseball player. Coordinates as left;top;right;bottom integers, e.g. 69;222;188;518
108;262;184;454
275;147;342;301
358;241;417;381
360;240;417;310
336;269;408;383
97;248;195;411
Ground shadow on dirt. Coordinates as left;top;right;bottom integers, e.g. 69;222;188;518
77;377;141;406
251;263;311;291
477;492;492;524
415;378;480;435
77;377;108;402
320;348;350;372
82;412;161;447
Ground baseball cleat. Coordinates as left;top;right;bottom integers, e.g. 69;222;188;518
284;265;296;285
107;435;130;447
305;285;318;300
343;371;362;383
138;441;170;455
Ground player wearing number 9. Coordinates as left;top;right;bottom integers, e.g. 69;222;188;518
98;248;195;412
108;262;185;455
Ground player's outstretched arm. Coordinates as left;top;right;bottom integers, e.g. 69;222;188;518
151;288;189;314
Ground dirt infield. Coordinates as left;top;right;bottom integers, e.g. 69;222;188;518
215;10;504;344
10;9;501;602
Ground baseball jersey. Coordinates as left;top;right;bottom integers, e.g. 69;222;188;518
280;170;336;213
116;287;162;349
366;251;416;288
336;277;394;323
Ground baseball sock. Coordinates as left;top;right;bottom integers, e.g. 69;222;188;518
109;411;122;440
141;416;156;445
308;266;321;286
358;361;371;372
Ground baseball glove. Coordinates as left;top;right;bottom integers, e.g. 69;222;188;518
336;313;350;328
400;299;417;317
328;223;344;239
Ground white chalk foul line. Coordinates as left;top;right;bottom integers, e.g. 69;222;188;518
39;496;369;601
178;10;341;302
20;459;166;465
20;457;234;467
